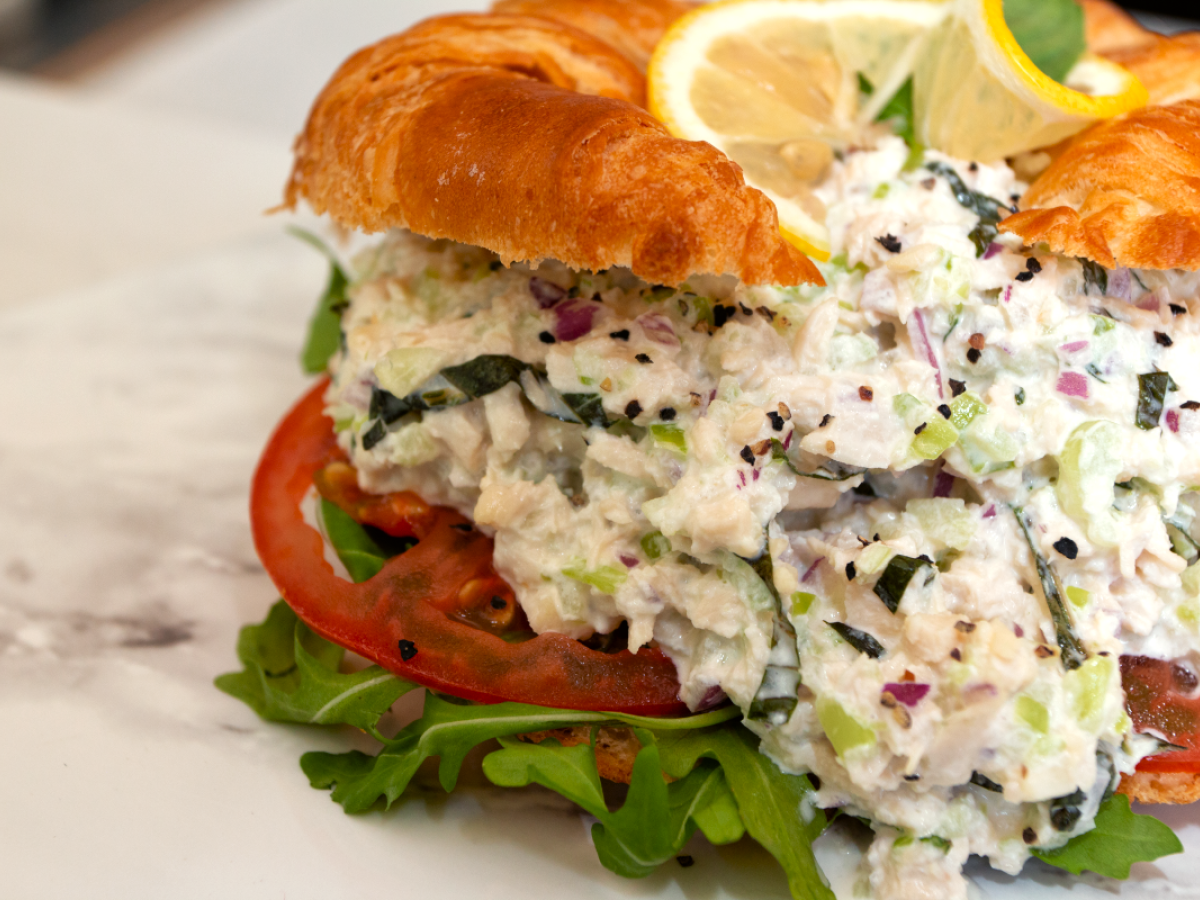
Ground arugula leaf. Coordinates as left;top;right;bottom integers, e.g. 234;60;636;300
1033;793;1182;878
484;736;743;878
1004;0;1085;84
290;227;350;375
302;693;740;813
215;600;413;733
654;726;833;900
318;498;389;582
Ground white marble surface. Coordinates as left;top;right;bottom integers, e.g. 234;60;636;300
0;73;289;311
1;230;1198;898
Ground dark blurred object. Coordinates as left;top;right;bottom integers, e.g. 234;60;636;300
0;0;212;72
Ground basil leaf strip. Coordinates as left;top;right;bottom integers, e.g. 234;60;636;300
873;554;929;614
1136;371;1177;430
925;162;1011;257
827;621;885;658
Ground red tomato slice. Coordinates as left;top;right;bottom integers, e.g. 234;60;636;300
250;378;687;715
1122;654;1200;773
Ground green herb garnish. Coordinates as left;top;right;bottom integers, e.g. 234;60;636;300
827;621;885;658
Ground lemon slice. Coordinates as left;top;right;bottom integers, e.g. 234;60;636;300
649;0;952;261
912;0;1147;162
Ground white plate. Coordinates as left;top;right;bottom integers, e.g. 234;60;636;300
1;233;1197;898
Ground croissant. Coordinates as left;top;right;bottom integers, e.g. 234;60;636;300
1000;101;1200;271
1078;0;1156;55
283;12;820;288
1104;32;1200;106
490;0;696;70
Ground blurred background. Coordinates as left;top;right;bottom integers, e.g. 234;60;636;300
0;0;1190;80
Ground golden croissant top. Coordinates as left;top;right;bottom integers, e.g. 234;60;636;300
285;0;1200;279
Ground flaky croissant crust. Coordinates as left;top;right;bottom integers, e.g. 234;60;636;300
284;11;819;288
1002;101;1200;271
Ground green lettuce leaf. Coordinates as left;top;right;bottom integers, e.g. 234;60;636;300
483;734;744;878
301;693;740;813
214;600;412;733
654;727;833;900
1004;0;1085;84
290;227;350;375
318;497;389;582
1033;793;1183;878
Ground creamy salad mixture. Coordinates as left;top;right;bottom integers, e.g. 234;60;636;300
323;135;1200;897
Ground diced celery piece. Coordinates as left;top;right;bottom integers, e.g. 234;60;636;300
1092;316;1115;335
791;591;816;616
1183;565;1200;597
873;183;890;199
650;423;687;455
912;418;958;460
857;543;893;575
816;696;876;757
829;333;878;369
717;376;742;403
562;564;628;595
1065;656;1115;731
949;392;987;430
1057;420;1124;548
386;423;439;466
893;392;924;419
640;531;670;560
1015;695;1049;734
1177;598;1200;629
958;417;1017;473
374;347;448;399
908;498;976;550
1066;586;1090;608
719;554;776;612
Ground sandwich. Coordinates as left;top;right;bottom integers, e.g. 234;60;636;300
218;0;1200;896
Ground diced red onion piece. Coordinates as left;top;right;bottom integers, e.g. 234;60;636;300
1003;285;1012;304
529;276;566;308
983;505;996;519
1168;409;1181;433
1059;340;1088;353
753;469;760;481
1056;371;1089;398
802;558;824;583
933;470;956;498
1109;267;1132;303
911;308;944;398
697;685;728;711
1014;623;1024;637
637;313;680;347
738;471;746;486
620;555;639;569
883;682;930;706
982;243;1003;260
783;430;794;450
553;299;597;342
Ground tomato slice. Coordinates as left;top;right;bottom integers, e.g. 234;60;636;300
1122;654;1200;773
250;378;687;715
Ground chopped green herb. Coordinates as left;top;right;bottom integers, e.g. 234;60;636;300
873;555;930;613
1081;259;1108;296
856;71;874;96
650;423;687;454
826;621;885;658
1015;387;1026;406
1137;371;1177;430
1012;506;1088;669
925;162;1009;257
640;531;671;560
